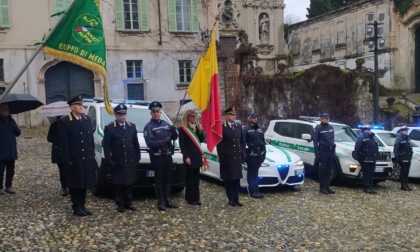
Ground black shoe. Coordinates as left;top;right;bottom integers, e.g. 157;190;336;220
61;188;68;197
196;201;202;206
406;184;413;191
250;193;263;198
125;204;136;211
235;200;243;207
157;201;166;211
401;185;410;191
369;187;377;194
73;208;88;217
165;201;179;209
228;201;236;207
117;206;125;213
326;187;335;194
81;206;92;215
187;201;200;206
364;187;374;194
320;188;329;194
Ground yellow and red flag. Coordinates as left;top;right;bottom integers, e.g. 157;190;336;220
187;25;222;152
43;0;113;114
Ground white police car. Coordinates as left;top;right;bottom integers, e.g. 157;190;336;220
354;128;420;179
200;143;305;188
82;98;185;195
264;117;393;183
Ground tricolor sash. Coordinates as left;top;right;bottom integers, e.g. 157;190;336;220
180;126;209;171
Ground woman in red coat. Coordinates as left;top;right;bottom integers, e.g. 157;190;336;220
178;110;205;205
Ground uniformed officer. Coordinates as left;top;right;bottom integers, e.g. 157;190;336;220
103;104;141;212
58;96;96;217
217;107;246;206
243;112;266;198
394;126;413;191
144;101;178;211
313;113;336;195
354;125;379;194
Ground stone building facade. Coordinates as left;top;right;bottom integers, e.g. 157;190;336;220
0;0;218;126
286;0;420;93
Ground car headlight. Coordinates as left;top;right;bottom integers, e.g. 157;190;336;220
349;164;360;172
294;160;304;166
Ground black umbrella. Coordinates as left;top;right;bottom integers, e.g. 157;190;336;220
0;93;44;114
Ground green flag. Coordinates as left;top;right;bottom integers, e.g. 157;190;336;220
43;0;113;114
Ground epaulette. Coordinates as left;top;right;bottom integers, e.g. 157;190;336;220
68;113;73;121
127;121;131;126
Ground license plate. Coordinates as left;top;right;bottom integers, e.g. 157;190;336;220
375;167;384;172
146;170;155;177
295;169;304;175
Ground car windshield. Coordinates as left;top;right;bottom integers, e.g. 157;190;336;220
377;132;419;147
99;107;172;132
332;125;357;142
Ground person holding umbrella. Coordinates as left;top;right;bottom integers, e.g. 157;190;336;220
0;103;21;194
58;96;96;217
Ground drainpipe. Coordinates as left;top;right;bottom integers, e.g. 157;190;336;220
158;0;162;45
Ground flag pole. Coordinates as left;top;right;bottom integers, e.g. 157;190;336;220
0;0;78;103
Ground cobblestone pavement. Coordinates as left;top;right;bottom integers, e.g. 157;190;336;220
0;128;419;251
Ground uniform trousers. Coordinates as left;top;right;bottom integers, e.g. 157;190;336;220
399;161;411;186
152;155;173;187
57;162;67;189
185;167;200;202
361;161;375;188
224;179;240;202
0;160;15;189
318;149;335;189
246;154;265;189
69;188;87;210
114;184;132;207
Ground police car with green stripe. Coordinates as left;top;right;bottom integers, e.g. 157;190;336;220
82;98;185;195
200;144;305;188
265;117;393;183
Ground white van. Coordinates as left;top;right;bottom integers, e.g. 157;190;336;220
82;98;185;195
265;117;393;183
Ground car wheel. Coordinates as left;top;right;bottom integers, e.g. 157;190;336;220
91;161;106;196
390;163;401;181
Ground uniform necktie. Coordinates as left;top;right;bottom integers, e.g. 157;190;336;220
231;124;234;131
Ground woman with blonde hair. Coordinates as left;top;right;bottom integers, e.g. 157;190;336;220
178;110;206;205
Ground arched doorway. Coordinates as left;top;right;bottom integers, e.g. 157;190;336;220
45;61;94;104
416;27;420;92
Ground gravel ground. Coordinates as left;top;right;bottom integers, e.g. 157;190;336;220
0;128;419;251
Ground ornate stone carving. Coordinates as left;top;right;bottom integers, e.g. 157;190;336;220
243;0;283;9
259;13;269;42
256;43;274;55
219;0;240;29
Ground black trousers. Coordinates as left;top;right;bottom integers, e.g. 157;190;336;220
361;161;375;187
185;167;200;202
114;184;132;207
399;161;411;186
69;188;87;210
224;179;240;202
57;162;67;189
151;155;173;187
246;154;265;189
0;160;15;189
318;149;335;189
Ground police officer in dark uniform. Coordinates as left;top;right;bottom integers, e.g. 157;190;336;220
313;113;336;195
354;125;379;194
217;107;246;206
103;104;141;212
144;101;178;211
243;112;266;198
58;96;96;217
394;126;413;191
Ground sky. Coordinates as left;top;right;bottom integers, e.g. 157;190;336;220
284;0;311;23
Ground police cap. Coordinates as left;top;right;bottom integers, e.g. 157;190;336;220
67;95;83;106
400;126;409;132
148;101;162;111
224;106;236;115
114;104;127;114
361;124;371;131
247;112;258;118
320;112;330;119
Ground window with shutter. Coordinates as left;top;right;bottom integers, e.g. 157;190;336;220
168;0;198;33
115;0;149;32
0;0;10;28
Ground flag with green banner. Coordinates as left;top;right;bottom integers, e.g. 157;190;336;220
43;0;113;114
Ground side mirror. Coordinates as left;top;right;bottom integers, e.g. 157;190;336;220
302;134;312;142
